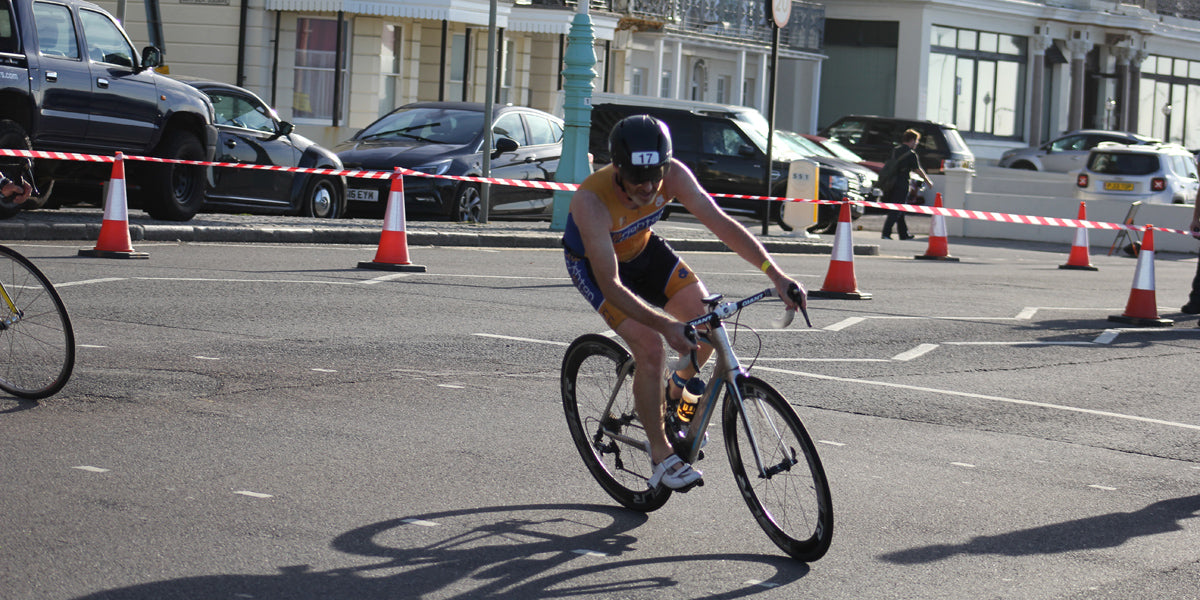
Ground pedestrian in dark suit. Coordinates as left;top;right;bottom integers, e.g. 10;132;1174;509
881;129;934;240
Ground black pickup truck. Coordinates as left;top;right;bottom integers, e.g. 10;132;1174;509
0;0;216;220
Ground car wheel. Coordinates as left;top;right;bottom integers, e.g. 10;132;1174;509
1010;161;1037;170
449;183;482;223
302;177;341;219
0;120;35;219
142;131;205;221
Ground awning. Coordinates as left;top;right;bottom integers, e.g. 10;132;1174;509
263;0;504;27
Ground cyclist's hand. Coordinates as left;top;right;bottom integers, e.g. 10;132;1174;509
663;321;697;357
774;277;806;312
1;178;32;204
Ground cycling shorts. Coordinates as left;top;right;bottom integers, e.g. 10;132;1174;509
565;232;700;330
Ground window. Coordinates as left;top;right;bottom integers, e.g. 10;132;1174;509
499;39;515;104
927;25;1025;138
209;91;276;134
32;2;79;59
80;9;135;67
1137;54;1200;146
526;114;562;146
381;24;402;115
716;75;730;104
448;33;468;101
493;112;526;146
294;17;348;121
690;60;706;101
660;70;673;98
631;68;645;96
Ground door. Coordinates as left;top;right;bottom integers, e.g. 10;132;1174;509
77;8;159;151
28;1;91;147
486;111;533;212
205;87;296;206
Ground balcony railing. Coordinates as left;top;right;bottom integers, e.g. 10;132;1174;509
523;0;824;53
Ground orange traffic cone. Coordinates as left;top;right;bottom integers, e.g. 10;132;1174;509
914;192;958;262
809;201;871;300
1108;225;1171;327
1059;201;1098;271
78;153;148;259
358;169;427;272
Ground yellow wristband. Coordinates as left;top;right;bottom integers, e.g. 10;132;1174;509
760;260;771;273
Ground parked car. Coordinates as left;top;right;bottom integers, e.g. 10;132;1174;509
999;129;1159;172
589;102;868;230
801;133;884;173
174;78;346;218
818;115;974;173
335;102;563;221
776;130;875;228
1074;143;1199;204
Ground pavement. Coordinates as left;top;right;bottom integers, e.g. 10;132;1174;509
0;206;913;256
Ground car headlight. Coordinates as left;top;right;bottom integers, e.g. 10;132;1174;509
413;160;453;176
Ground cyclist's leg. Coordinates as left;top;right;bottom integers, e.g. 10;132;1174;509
612;316;674;466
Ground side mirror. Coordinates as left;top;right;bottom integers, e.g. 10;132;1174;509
277;121;295;136
140;46;163;71
737;144;757;158
492;137;519;158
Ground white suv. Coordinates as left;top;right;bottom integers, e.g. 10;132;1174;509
1074;143;1199;204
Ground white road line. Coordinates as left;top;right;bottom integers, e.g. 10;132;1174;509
892;343;939;361
1088;484;1118;491
311;368;336;373
361;273;416;285
473;333;570;346
571;549;609;557
744;580;781;589
1015;307;1038;320
817;440;845;447
55;277;126;287
194;356;220;360
950;462;976;469
942;341;1096;346
1094;330;1121;344
78;344;107;349
825;317;865;331
438;384;465;389
401;518;440;527
72;466;109;473
133;276;360;285
754;365;1200;432
234;491;273;499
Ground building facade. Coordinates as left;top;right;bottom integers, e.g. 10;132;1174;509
98;0;1200;162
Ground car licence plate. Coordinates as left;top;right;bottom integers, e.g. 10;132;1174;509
347;188;379;202
1104;181;1135;191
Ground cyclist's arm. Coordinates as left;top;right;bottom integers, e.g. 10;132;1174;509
669;161;806;310
569;189;695;354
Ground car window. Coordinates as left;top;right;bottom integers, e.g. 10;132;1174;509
208;90;276;134
824;119;867;145
863;121;902;146
358;107;483;145
1170;155;1197;178
1088;152;1159;175
700;120;749;157
0;3;17;54
525;114;561;146
917;126;944;152
493;113;527;146
1049;134;1086;152
33;2;79;59
79;8;134;67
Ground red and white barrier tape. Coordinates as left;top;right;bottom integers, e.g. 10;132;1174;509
0;148;1189;236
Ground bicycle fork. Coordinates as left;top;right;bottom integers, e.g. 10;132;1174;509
0;282;21;331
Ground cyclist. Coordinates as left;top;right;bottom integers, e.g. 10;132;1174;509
562;114;806;490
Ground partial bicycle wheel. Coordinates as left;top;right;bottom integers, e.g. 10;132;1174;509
0;244;75;399
723;376;832;561
561;334;671;512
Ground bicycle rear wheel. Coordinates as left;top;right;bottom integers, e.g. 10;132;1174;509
562;334;671;512
723;376;832;561
0;245;75;399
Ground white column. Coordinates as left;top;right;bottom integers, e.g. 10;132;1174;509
734;49;746;105
757;52;768;112
672;40;683;100
652;38;664;97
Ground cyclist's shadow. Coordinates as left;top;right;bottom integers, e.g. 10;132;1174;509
73;503;808;599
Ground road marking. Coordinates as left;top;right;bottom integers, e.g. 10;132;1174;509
1088;484;1117;491
361;273;416;285
1015;307;1038;320
401;518;439;527
755;365;1200;432
1094;329;1120;344
438;384;465;389
55;277;126;287
943;341;1096;346
817;440;845;447
950;462;976;469
825;317;865;331
194;356;220;360
72;466;109;473
892;343;939;361
571;549;608;557
234;491;273;499
756;357;889;363
311;368;336;373
474;333;570;346
78;344;107;349
744;580;780;589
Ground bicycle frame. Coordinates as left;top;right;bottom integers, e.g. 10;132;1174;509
0;281;21;330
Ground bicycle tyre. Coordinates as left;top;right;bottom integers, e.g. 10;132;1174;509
562;334;671;512
0;244;75;399
723;376;833;561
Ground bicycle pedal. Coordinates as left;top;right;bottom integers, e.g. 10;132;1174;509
674;478;705;493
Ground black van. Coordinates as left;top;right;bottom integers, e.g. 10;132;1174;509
818;115;975;174
590;102;866;228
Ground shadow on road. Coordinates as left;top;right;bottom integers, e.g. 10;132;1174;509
72;503;809;599
879;494;1200;564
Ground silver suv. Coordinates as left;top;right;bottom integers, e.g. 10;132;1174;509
1074;143;1199;204
999;130;1159;172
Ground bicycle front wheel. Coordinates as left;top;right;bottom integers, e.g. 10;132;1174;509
0;245;75;400
723;376;832;561
562;334;671;512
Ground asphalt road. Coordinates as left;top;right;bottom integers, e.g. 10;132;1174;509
2;237;1200;599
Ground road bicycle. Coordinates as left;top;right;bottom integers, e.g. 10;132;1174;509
0;165;75;400
561;285;833;562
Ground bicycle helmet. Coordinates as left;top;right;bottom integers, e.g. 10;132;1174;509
609;115;672;184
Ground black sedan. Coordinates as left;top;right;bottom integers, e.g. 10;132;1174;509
176;78;346;218
335;102;563;221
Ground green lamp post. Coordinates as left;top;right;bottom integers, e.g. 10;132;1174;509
550;1;597;231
